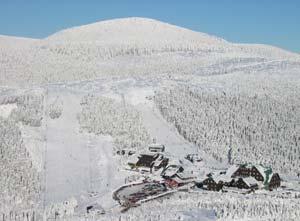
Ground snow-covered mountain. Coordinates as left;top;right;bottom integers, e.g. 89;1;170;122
45;17;299;59
0;18;300;221
1;17;300;87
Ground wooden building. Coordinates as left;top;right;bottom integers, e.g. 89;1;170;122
135;154;157;168
153;157;169;171
250;166;265;181
219;178;235;187
202;177;223;191
232;164;272;183
128;153;169;173
268;173;281;190
202;164;280;192
232;165;251;177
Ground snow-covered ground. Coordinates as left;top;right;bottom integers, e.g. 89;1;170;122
43;88;128;210
44;90;90;204
1;17;300;221
0;103;17;118
38;82;219;218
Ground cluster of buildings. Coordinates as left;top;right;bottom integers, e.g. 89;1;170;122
114;145;197;207
125;145;281;192
115;144;282;207
126;144;196;188
199;164;281;192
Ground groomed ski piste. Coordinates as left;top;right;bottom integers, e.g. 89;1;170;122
1;18;300;221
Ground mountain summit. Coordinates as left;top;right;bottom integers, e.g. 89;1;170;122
44;17;299;60
46;17;225;46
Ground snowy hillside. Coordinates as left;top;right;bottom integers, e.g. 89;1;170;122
1;17;300;87
0;17;300;221
155;79;300;176
0;35;37;48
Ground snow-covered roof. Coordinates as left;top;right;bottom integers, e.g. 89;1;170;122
239;163;272;182
255;165;267;180
176;171;195;180
253;165;272;182
127;154;140;164
226;165;240;177
243;177;259;187
149;143;165;148
87;202;105;213
213;174;233;183
266;172;280;184
170;176;186;184
172;174;195;183
161;165;180;178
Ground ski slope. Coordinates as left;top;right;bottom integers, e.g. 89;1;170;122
44;90;90;204
43;88;129;210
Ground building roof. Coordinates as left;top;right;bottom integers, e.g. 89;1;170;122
239;163;273;183
161;165;182;178
253;165;272;184
214;174;233;183
242;177;259;187
170;176;191;184
136;154;157;167
266;172;280;184
87;202;105;212
176;171;195;180
226;165;240;177
149;143;165;148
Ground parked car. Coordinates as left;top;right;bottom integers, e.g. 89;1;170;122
185;154;202;163
117;149;136;156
